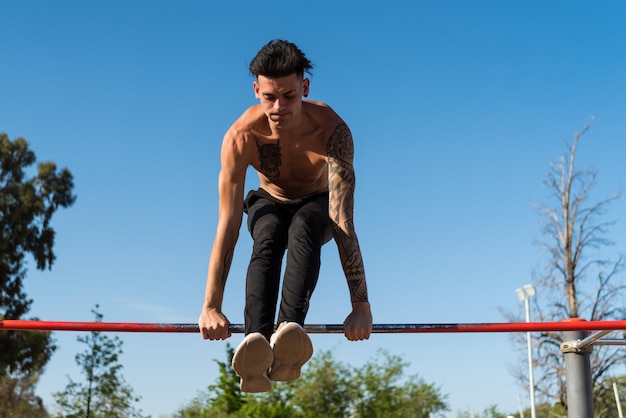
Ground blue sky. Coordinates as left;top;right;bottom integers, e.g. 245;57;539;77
2;1;625;416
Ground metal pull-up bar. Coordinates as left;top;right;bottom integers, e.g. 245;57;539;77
4;318;625;417
2;318;626;334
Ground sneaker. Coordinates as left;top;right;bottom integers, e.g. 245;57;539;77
269;322;313;382
232;332;273;393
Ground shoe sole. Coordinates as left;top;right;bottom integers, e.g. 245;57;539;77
269;322;313;382
232;332;273;392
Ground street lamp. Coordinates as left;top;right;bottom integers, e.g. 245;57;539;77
516;284;536;418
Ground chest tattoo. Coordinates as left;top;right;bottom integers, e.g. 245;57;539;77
256;140;281;179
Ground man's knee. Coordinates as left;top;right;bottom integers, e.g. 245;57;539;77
291;209;331;243
251;213;288;244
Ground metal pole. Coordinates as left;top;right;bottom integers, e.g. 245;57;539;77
525;299;536;418
591;339;626;346
517;394;525;418
4;319;626;333
575;329;614;350
561;328;594;418
614;382;624;418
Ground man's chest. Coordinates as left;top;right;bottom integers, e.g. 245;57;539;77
252;136;327;182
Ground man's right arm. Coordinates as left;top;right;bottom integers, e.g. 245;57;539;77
199;130;248;340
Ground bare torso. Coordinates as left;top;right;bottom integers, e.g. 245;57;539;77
228;100;342;201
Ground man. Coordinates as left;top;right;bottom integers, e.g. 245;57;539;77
198;39;372;392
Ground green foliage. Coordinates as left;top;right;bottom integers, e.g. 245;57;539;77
350;349;448;418
457;404;509;418
239;388;298;418
0;373;47;418
176;345;449;418
176;344;244;417
0;133;76;319
0;133;75;417
209;345;246;413
290;350;353;417
0;133;75;379
0;327;56;379
524;402;567;418
52;305;147;418
593;375;626;418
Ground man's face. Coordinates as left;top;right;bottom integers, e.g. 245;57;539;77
253;73;310;127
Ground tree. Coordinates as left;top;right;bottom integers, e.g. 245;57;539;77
176;344;297;418
290;350;353;417
0;132;76;416
350;349;448;418
593;375;626;418
457;404;509;418
0;329;55;417
52;305;146;418
0;374;48;418
176;346;449;418
507;122;625;411
176;344;246;418
0;133;76;324
209;345;246;414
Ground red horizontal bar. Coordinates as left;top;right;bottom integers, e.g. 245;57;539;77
1;319;625;334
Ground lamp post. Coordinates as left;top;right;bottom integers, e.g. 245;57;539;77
516;284;536;418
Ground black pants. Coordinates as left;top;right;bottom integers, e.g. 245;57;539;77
243;188;332;340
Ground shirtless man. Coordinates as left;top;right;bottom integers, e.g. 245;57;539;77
198;39;373;392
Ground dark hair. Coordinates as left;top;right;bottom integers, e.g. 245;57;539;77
249;39;313;79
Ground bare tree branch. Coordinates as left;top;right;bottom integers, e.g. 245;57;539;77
506;121;625;410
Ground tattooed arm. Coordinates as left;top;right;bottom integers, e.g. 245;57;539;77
327;123;373;341
199;129;248;341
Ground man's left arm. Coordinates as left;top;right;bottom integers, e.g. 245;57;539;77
327;122;373;341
